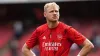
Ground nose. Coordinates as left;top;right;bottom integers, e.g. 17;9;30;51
53;11;57;15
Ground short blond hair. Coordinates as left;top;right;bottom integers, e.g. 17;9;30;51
44;2;60;12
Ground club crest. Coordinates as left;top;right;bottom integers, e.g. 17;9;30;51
57;34;62;40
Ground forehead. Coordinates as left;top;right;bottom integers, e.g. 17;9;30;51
45;3;59;11
47;5;59;11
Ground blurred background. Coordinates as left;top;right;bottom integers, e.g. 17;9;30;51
0;0;100;56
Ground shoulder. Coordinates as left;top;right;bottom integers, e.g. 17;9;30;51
59;22;71;30
36;23;47;32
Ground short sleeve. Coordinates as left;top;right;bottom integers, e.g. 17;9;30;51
26;29;39;48
67;27;86;45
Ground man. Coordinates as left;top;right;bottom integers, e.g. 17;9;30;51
22;2;94;56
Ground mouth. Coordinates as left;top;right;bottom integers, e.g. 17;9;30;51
53;16;57;19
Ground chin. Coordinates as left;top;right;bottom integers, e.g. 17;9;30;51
51;20;58;22
48;18;59;22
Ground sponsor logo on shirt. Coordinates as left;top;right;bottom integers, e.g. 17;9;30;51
41;34;63;51
42;42;62;51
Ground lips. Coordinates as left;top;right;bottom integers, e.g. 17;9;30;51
53;16;57;19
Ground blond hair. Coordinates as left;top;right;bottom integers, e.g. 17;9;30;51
44;2;60;12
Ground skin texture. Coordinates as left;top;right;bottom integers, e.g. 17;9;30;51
77;39;94;56
22;43;36;56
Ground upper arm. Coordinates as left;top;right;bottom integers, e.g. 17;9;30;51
67;27;86;45
22;43;31;52
82;39;94;47
22;43;36;56
26;29;39;48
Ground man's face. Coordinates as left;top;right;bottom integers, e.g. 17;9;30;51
44;5;60;22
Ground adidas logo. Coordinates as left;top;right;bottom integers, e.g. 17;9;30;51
43;36;46;39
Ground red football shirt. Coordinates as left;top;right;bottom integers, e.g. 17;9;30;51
26;22;86;56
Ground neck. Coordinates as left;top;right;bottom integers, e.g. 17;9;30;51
47;21;59;28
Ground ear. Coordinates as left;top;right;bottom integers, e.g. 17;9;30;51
44;12;46;17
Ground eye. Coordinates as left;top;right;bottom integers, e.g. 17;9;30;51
55;10;58;12
49;10;59;13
